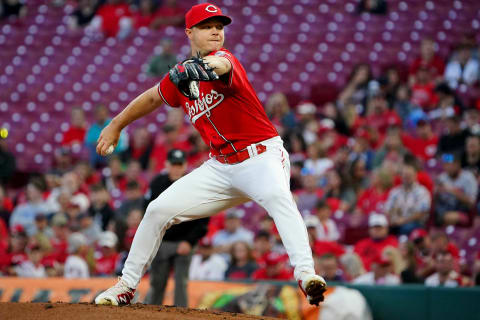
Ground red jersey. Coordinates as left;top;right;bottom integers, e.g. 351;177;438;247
401;133;438;161
251;267;293;280
354;236;399;271
158;49;278;156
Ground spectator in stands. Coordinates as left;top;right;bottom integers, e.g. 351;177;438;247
45;171;90;215
114;207;142;275
425;251;464;287
77;212;102;246
409;38;445;85
0;225;28;275
103;155;126;192
46;213;70;265
13;243;47;278
437;115;469;155
304;141;334;177
295;174;322;214
88;184;115;231
355;168;393;216
357;0;387;15
147;38;177;77
121;127;153;170
189;237;227;281
461;135;480;177
401;119;438;161
353;255;400;285
252;230;272;266
251;251;293;281
61;107;87;147
225;241;258;280
145;148;208;307
85;105;128;168
400;240;423;284
464;107;480;135
338;63;373;109
0;130;16;185
445;44;479;89
68;0;98;31
265;92;297;134
94;231;119;276
373;127;407;168
86;0;132;38
432;83;465;120
149;124;191;173
385;162;431;235
0;0;27;21
393;84;415;124
73;160;101;190
64;232;90;278
0;184;13;227
410;66;438;111
32;214;53;252
131;0;156;29
151;0;184;29
119;160;147;193
341;157;369;211
213;209;254;254
10;179;48;236
354;213;398;270
473;252;480;286
116;181;144;222
316;253;345;282
313;200;340;242
434;152;478;226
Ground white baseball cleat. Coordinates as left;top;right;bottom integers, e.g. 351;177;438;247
298;274;327;306
95;278;136;306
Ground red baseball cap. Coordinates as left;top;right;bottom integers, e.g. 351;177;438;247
185;3;232;29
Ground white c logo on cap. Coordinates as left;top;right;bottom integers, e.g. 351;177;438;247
205;5;218;12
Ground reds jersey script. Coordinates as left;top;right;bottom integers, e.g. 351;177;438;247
157;48;278;156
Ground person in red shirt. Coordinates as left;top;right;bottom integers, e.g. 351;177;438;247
409;38;445;85
91;0;132;38
354;213;398;271
251;251;293;281
95;231;119;276
401;119;438;161
410;67;438;110
132;0;156;29
356;168;393;215
151;0;185;29
95;3;326;307
62;107;87;147
365;94;402;136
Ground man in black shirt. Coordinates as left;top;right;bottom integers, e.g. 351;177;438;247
145;149;209;307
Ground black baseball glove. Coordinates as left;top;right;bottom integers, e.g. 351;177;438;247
169;56;219;100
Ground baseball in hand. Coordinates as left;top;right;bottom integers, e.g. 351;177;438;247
105;145;114;155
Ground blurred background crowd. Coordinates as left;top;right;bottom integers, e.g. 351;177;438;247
2;0;480;292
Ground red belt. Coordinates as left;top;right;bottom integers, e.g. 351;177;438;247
215;144;267;164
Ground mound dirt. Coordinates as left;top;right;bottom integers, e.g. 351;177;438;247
0;302;280;320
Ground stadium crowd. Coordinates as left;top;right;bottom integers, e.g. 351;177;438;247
1;0;480;290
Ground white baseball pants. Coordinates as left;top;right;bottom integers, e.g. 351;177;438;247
121;136;315;288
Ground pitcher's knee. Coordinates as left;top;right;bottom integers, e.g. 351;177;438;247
144;197;177;226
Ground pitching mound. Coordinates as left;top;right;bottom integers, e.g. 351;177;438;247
0;302;280;320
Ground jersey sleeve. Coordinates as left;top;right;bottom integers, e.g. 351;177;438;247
157;74;180;108
213;50;246;90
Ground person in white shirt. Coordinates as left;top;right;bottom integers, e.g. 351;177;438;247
14;244;47;278
425;251;461;287
189;237;227;281
64;232;90;278
385;163;431;235
212;209;254;254
353;256;400;285
314;200;340;242
444;44;479;89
